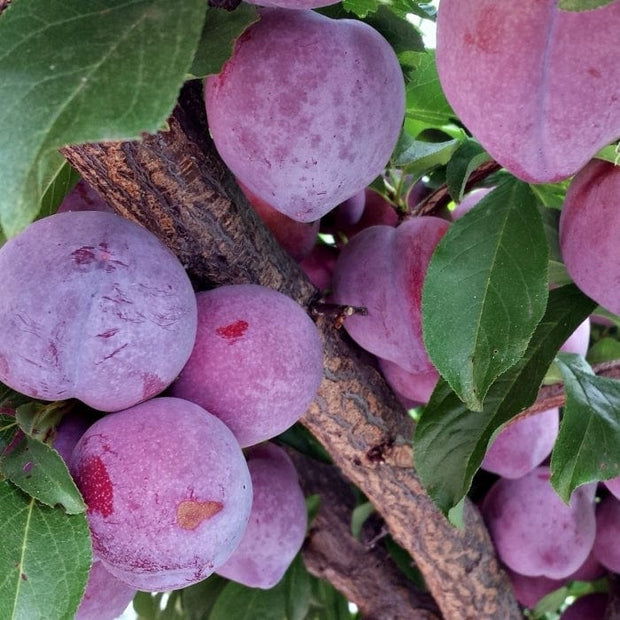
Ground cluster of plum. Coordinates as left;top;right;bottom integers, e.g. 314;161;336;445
0;202;322;618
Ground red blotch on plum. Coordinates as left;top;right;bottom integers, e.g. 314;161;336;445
77;456;114;517
215;320;249;343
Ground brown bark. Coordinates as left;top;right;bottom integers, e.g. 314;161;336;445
511;359;620;423
62;81;521;619
291;452;441;619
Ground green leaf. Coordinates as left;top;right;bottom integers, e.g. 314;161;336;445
1;434;85;514
559;0;617;10
538;205;573;287
309;577;353;619
415;285;597;515
363;5;425;57
188;5;259;79
551;353;620;502
284;555;312;620
350;501;376;540
180;575;228;620
134;591;165;619
445;139;491;202
0;481;91;620
594;142;620;164
38;159;81;220
0;0;207;238
532;585;570;617
405;50;455;127
392;134;459;177
423;180;549;411
587;337;620;364
209;580;287;620
342;0;379;18
0;413;19;454
15;401;73;442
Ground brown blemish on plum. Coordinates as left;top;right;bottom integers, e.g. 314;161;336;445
215;319;248;343
78;456;114;517
176;500;223;530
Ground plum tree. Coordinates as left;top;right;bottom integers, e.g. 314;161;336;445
0;212;197;411
170;284;323;447
70;397;253;591
205;8;405;222
0;1;619;618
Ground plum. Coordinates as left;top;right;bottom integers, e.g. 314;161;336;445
559;159;620;315
216;443;307;588
480;408;559;479
171;284;323;447
436;0;620;183
481;467;596;579
330;217;449;373
75;561;136;620
70;397;252;591
0;211;197;412
205;9;405;222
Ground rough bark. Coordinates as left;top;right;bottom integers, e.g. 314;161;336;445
62;81;521;619
291;452;441;620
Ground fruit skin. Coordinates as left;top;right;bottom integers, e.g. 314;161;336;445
592;494;620;573
481;467;596;579
205;9;405;223
70;397;252;592
237;179;319;261
559;159;620;315
57;180;114;214
171;284;323;447
216;443;307;588
378;358;439;406
436;0;620;183
330;217;449;373
0;211;197;412
480;408;559;479
75;561;136;620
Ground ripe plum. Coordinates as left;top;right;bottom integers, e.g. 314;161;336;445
436;1;620;183
205;9;405;222
75;561;136;620
216;443;307;588
237;179;319;261
378;358;439;406
559;159;620;315
481;467;596;579
592;494;620;573
480;408;559;479
171;284;323;447
0;212;197;411
70;397;252;591
330;217;449;373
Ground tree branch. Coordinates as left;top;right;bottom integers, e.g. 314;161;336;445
511;359;620;423
62;81;521;619
290;452;441;619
